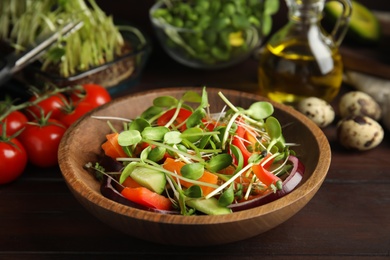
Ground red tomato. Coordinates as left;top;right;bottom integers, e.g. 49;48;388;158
18;119;67;168
157;108;192;131
0;138;27;184
27;93;66;120
70;84;111;108
0;110;28;136
58;101;94;127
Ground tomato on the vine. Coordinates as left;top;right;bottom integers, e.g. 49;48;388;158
0;110;28;136
70;84;111;108
27;93;66;120
18;119;67;168
58;101;94;127
0;138;27;184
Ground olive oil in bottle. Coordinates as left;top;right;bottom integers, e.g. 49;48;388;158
258;0;352;105
258;39;343;104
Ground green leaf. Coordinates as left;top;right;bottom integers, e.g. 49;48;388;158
200;87;209;108
118;130;142;146
218;184;234;207
140;106;163;120
198;134;211;149
164;130;182;144
265;116;285;151
181;90;202;103
119;162;138;184
261;14;273;36
181;127;203;143
153;96;178;107
206;153;233;173
181;163;204;180
142;126;169;141
129;118;150;132
186;108;206;128
264;0;280;15
184;185;203;198
140;145;151;162
265;116;281;140
245;101;274;120
147;146;166;162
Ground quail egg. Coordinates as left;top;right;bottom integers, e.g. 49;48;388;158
296;97;335;128
339;91;382;120
337;115;384;151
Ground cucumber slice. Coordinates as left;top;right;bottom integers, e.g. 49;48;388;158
186;197;232;215
130;167;166;194
325;1;382;45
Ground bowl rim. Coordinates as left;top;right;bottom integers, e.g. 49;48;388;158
59;87;331;224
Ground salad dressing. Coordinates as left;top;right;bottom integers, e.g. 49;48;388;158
258;0;352;105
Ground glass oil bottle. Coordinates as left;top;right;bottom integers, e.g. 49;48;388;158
258;0;352;105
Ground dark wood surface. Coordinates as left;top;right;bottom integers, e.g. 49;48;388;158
2;51;390;260
2;1;390;259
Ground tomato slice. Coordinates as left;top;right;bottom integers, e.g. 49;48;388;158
157;108;192;131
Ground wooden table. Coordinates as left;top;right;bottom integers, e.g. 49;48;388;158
1;45;390;259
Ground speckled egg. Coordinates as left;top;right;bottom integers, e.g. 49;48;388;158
337;115;384;151
296;97;335;128
339;91;382;120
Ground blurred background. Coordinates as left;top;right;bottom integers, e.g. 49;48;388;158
94;0;390;42
95;0;390;76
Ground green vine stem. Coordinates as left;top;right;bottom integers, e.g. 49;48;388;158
0;86;74;122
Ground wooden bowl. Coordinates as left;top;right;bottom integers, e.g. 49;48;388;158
58;87;331;246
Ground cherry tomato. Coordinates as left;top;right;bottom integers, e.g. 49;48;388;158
18;119;67;168
0;138;27;184
157;108;192;131
58;101;94;127
27;93;66;120
0;110;28;136
70;84;111;108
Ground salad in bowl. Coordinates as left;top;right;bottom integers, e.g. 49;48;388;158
86;87;305;215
